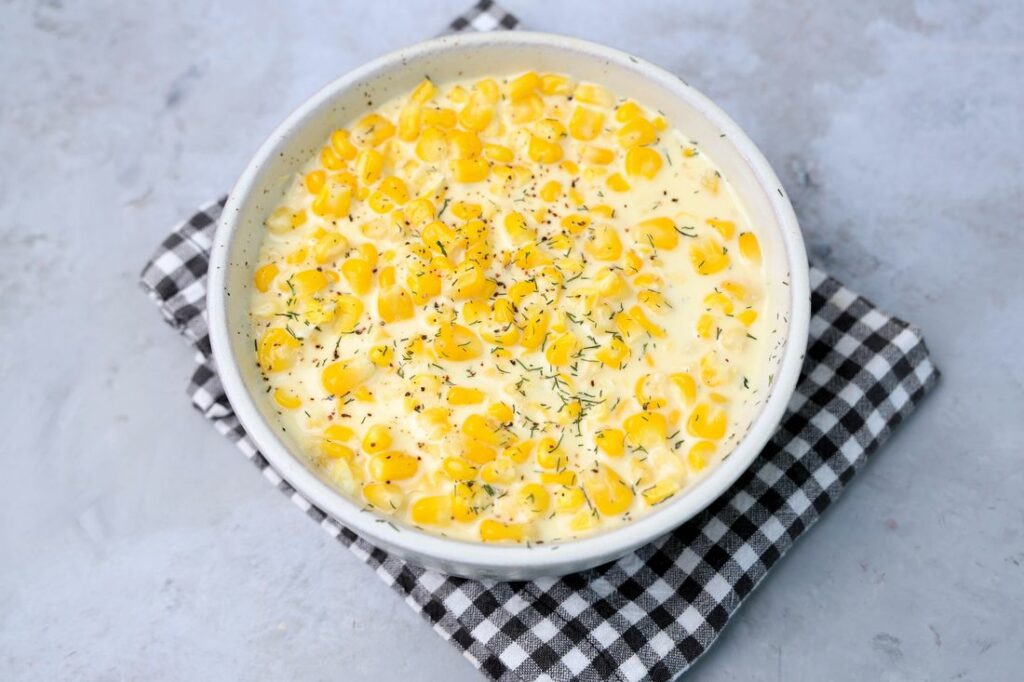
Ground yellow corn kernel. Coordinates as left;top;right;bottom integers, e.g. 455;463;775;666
451;158;489;183
312;177;353;218
595;336;629;369
321;438;355;462
528;135;562;164
363;483;403;512
368;344;393;368
607;173;631;192
536;437;565;470
449;260;486;299
624;410;667;449
583;224;622;261
545;332;580;366
541;471;577;487
291;269;328;297
329;130;358;160
636;217;679;250
352;385;374;403
333;294;364;333
415;125;448;162
625;146;663;180
551;212;586;235
273;387;301;410
593;429;625;458
508;71;541;99
397;103;421;142
313;232;349;265
403;77;435;104
283;246;306;265
435;324;483;361
458;94;494;131
408;270;442;305
487;401;514;425
519;306;549;350
582;464;634;516
513;242;552;270
690;237;730;275
379;176;409;206
503;212;537;245
448;386;485;405
695;313;716;339
305;169;327;194
479;519;526;542
481;459;515;485
738;232;762;263
551;486;584;513
340;258;372;296
321;357;374;396
320;145;346;171
460;300;489;325
352;113;395;147
539;180;562;203
704;291;734;315
617;117;658;148
377;285;414;323
460;437;497;465
688;441;717;471
253;263;279;293
634;374;666;410
410;494;451;526
536;72;570;95
568;106;605;141
669;372;698;405
368;451;418;482
580;145;614;166
442;457;479;482
706;218;736;240
422;106;456;128
501;440;533;464
518;483;550;514
450;483;482;522
642;479;681;506
615;101;643;123
737;309;758;327
573;82;614;107
324;424;354;443
360;424;392;454
403;198;434;229
687;402;728;440
462;413;502;446
628;305;665;338
355;148;384;186
510;92;544;124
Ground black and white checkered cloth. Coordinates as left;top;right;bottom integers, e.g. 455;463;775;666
140;4;939;680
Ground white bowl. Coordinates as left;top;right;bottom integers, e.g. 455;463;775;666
208;31;809;579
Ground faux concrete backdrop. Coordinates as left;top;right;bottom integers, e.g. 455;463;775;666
1;1;1021;680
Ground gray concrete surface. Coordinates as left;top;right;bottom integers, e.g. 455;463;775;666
1;0;1022;679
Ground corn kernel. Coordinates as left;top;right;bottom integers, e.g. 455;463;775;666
333;294;364;332
481;459;516;485
669;372;698;405
568;106;605;141
363;482;403;512
642;479;681;506
595;428;626;457
443;457;479;482
540;73;572;95
738;232;762;264
434;324;483;361
510;93;545;124
258;327;300;373
553;486;585;512
254;263;279;292
340;258;373;296
687;402;728;440
415;126;448;162
573;83;614;107
369;451;418;482
585;224;623;261
452;158;490;183
688;441;716;471
737;309;759;327
582;465;634;516
539;180;562;203
624;410;667;449
545;332;579;366
690;237;730;275
706;218;736;240
273;387;301;410
607;173;631;192
518;483;550;514
361;424;392;454
377;285;414;323
304;170;327;194
625;146;663;180
615;101;643;123
355;148;384;186
479;519;526;542
352;113;395;147
329;130;358;160
411;494;451;526
636;217;679;250
617;117;658;148
528;135;562;164
508;71;540;99
596;336;629;369
321;357;374;396
448;386;485;405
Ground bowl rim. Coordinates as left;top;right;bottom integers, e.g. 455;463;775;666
208;30;809;575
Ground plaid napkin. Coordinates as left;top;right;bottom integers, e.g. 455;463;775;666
140;4;940;680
